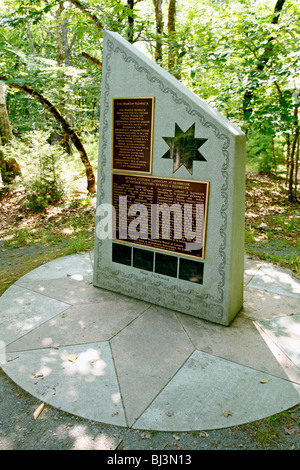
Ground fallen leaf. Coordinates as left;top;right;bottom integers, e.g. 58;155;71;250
68;354;78;362
284;427;295;435
33;371;44;378
33;402;44;420
260;380;269;384
7;356;19;362
223;410;233;418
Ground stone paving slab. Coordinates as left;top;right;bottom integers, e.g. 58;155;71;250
3;342;127;427
256;315;300;370
243;257;265;286
15;278;101;305
17;253;93;281
176;311;300;380
243;285;300;320
1;253;300;431
248;262;300;298
110;306;195;427
6;298;150;352
133;350;300;431
0;285;70;346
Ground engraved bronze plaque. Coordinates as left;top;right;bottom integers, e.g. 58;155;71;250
113;97;154;173
112;173;209;259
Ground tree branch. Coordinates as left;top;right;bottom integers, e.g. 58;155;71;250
68;0;104;34
81;52;102;70
0;75;96;193
243;0;286;121
272;0;286;24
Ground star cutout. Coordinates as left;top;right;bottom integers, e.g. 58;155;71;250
162;123;207;174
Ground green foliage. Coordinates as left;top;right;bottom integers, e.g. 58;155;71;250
2;130;65;210
0;0;299;198
246;131;285;175
245;172;300;275
24;177;64;212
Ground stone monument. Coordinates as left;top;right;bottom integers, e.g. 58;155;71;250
93;30;246;326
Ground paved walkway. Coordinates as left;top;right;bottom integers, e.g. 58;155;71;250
0;252;299;432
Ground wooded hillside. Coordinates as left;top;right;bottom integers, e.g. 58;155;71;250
0;0;299;276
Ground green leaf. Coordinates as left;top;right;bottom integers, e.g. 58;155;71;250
68;354;78;363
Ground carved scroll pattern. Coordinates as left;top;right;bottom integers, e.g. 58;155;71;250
95;38;230;320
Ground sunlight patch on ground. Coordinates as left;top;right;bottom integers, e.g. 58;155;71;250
68;424;118;450
61;348;107;379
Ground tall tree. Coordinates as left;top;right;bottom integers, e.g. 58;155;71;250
167;0;176;72
54;1;78;153
127;0;134;43
242;0;286;121
0;82;13;145
0;81;21;183
68;0;104;34
0;77;96;193
152;0;164;64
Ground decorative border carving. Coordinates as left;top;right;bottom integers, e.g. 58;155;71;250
95;37;230;320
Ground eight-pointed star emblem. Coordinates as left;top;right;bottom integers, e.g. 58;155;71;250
162;123;207;174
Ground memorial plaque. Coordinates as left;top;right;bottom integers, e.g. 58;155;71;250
112;173;209;259
113;97;154;173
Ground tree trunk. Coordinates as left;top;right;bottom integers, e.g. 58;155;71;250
295;132;299;200
27;21;37;56
1;79;96;193
62;21;77;67
68;0;103;34
0;82;13;145
271;136;277;175
152;0;164;65
127;0;134;43
243;0;286;121
167;0;176;72
288;104;299;202
286;134;290;186
55;1;73;154
55;3;65;66
0;145;5;183
0;81;21;184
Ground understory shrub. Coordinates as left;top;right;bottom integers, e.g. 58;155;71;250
2;130;66;211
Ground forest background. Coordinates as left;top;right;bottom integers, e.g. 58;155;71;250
0;0;299;295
